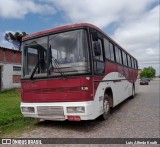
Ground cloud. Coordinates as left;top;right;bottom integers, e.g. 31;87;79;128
112;5;159;73
48;0;156;28
0;0;158;73
0;39;13;49
48;0;159;73
113;5;159;61
113;6;159;48
0;0;56;19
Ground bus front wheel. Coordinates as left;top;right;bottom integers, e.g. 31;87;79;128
100;94;110;120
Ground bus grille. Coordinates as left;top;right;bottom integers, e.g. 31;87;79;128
37;106;65;120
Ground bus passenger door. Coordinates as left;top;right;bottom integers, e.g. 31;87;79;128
91;30;105;115
91;31;105;75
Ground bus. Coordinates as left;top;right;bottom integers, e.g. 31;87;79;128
21;23;138;121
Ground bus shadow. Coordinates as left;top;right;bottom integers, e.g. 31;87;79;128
35;119;104;132
110;94;140;115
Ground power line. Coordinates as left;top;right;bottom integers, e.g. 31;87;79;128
139;63;160;64
138;60;159;62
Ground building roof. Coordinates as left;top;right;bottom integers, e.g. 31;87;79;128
0;46;21;52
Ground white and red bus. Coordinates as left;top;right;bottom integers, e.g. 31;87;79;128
21;23;138;121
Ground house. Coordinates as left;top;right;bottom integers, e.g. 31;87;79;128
0;47;22;91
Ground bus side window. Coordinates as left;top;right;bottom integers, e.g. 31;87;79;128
134;59;137;69
104;38;111;60
122;51;127;66
131;58;134;69
133;59;136;69
109;42;115;61
127;55;131;68
118;48;122;64
97;39;103;61
136;60;138;69
115;46;119;63
134;60;137;69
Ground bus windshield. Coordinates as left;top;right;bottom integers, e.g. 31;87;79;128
22;29;91;78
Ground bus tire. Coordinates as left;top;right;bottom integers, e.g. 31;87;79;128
100;93;110;120
131;85;135;98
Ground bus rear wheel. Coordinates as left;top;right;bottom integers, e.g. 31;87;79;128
100;94;110;120
131;85;135;98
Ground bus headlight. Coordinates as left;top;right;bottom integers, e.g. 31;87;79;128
81;86;88;90
21;107;35;113
67;107;85;113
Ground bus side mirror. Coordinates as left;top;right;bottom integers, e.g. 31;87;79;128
93;42;101;56
92;31;98;41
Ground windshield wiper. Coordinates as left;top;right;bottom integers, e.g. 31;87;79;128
30;60;39;80
50;57;66;78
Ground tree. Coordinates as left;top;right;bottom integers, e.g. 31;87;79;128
4;32;28;50
140;66;156;78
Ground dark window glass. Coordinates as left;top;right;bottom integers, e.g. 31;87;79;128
49;29;90;75
93;38;103;61
94;61;104;74
109;43;115;61
122;51;127;66
118;48;122;64
22;29;91;78
136;60;138;69
134;59;137;69
115;46;120;63
23;36;48;77
104;38;110;59
132;59;134;69
93;37;104;74
13;66;21;71
98;39;104;61
131;58;134;68
131;57;134;68
127;55;131;67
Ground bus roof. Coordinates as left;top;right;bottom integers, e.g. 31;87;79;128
23;23;99;40
23;23;136;60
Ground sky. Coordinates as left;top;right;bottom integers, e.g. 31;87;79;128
0;0;159;75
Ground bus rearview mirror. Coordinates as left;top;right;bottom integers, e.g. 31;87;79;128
92;31;98;41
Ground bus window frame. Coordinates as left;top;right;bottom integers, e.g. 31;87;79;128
90;29;105;75
22;27;93;80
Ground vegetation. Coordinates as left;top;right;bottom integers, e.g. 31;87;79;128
0;89;36;137
140;66;156;78
4;32;28;50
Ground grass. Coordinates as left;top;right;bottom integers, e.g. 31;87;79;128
0;88;37;137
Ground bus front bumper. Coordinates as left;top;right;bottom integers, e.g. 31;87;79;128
20;101;95;121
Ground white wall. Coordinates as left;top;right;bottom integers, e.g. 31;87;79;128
1;63;21;90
